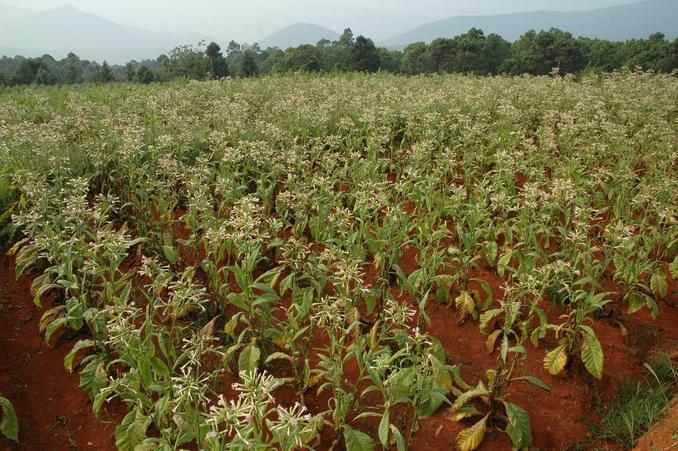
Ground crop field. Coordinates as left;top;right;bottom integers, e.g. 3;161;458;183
0;73;677;450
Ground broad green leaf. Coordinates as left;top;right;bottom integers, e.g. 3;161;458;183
378;408;390;446
456;414;488;451
79;356;108;398
115;407;150;451
418;386;450;418
543;345;568;376
238;343;261;373
627;292;647;315
162;244;178;264
389;424;406;451
581;329;604;379
343;426;376;451
504;402;532;449
0;396;19;443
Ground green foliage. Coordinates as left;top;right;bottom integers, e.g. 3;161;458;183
1;28;676;86
1;72;676;450
0;395;19;443
344;426;376;451
594;355;677;448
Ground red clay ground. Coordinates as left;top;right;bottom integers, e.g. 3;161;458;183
0;254;117;451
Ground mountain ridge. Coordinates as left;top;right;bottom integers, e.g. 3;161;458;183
381;0;677;48
257;23;340;49
0;2;214;63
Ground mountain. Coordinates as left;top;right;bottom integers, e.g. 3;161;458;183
382;0;678;48
258;23;340;49
0;3;213;63
272;5;432;42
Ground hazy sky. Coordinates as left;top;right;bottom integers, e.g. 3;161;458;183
4;0;641;41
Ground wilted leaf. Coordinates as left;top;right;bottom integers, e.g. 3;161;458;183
456;414;488;451
650;271;668;299
64;339;95;373
543;345;568;376
456;291;476;322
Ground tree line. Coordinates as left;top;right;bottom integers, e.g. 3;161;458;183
0;27;676;86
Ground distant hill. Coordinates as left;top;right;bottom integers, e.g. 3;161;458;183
0;3;213;63
258;23;340;49
382;0;678;48
275;5;432;42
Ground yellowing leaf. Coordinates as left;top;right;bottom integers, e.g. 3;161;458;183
438;371;453;392
486;329;501;355
308;374;321;387
650;271;668;299
456;415;489;451
274;334;289;348
448;405;480;421
543;345;568;376
456;291;476;323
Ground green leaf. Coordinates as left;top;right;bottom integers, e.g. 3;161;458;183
64;339;95;373
343;426;376;451
162;244;178;264
504;402;532;450
581;329;604;379
389;424;406;451
364;291;378;314
238;343;261;373
512;376;552;393
79;355;108;398
627;291;652;316
115;407;150;451
378;408;390;446
456;414;488;451
0;396;19;443
485;241;498;265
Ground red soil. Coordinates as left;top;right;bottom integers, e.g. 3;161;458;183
0;254;117;451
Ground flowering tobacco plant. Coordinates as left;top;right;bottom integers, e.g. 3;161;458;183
1;72;676;450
